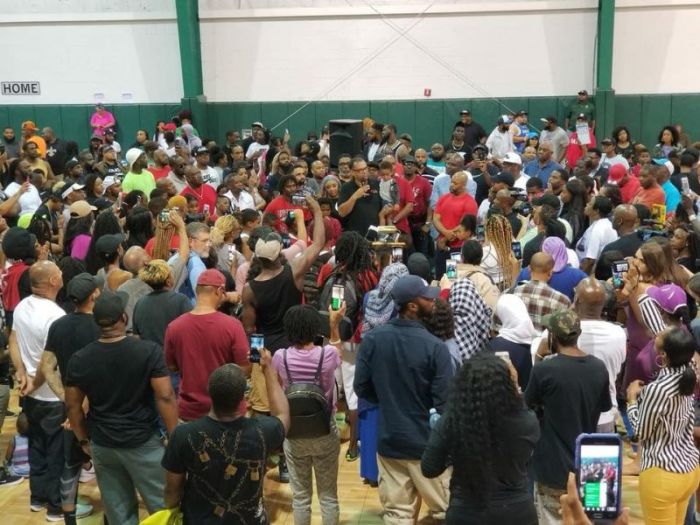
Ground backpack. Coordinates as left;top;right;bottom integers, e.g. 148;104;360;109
317;271;359;341
283;347;331;439
302;251;333;309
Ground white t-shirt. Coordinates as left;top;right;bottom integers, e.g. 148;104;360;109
513;172;530;190
480;244;505;286
13;295;66;402
576;218;618;262
224;189;256;212
600;154;630;171
200;165;220;189
578;320;626;427
485;128;515;160
5;182;42;215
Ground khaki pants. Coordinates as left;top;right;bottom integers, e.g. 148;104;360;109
534;482;566;525
377;455;449;525
248;363;269;413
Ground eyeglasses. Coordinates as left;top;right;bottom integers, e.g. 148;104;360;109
352;167;367;172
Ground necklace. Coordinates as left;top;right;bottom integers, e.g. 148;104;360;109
189;184;204;199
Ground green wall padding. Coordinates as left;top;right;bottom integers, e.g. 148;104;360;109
3;95;700;155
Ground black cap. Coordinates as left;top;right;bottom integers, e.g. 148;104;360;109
95;234;124;259
402;155;417;164
601;137;614;145
517;110;528;116
472;144;488;153
460;109;471;115
66;273;103;303
540;116;557;124
103;128;115;135
578;89;588;96
194;146;209;156
532;194;561;210
64;159;80;172
94;290;129;326
492;172;515;187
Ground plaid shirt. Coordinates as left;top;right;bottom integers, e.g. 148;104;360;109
513;280;571;331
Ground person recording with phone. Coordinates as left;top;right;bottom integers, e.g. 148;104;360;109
627;327;700;525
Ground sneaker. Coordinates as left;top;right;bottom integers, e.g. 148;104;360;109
76;503;94;519
46;510;63;522
30;501;47;512
278;463;290;483
0;471;23;488
79;462;96;483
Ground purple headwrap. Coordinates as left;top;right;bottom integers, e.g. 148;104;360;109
542;236;568;272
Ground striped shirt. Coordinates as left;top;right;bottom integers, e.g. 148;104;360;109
638;293;667;335
628;366;699;473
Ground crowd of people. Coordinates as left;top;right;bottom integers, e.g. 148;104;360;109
0;92;699;525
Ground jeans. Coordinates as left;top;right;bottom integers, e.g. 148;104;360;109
534;482;567;525
283;421;340;525
24;396;65;512
61;430;89;511
410;223;433;258
446;498;538;525
91;434;166;525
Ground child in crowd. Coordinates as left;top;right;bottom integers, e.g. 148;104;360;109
2;412;29;484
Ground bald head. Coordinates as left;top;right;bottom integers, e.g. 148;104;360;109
123;246;150;275
612;204;638;234
574;276;607;319
530;252;554;281
29;260;62;297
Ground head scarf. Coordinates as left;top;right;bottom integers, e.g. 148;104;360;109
362;263;409;335
542;236;568;273
449;278;492;361
495;294;539;345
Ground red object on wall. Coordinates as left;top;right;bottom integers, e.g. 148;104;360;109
424;88;432;97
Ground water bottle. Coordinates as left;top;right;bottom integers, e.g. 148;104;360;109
429;408;441;429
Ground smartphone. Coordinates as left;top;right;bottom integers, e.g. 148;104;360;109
203;204;210;215
446;260;457;280
575;433;623;521
476;224;485;243
511;241;522;260
249;334;264;364
682;176;691;195
610;260;629;289
391;247;403;263
450;252;461;262
331;284;344;310
159;209;170;223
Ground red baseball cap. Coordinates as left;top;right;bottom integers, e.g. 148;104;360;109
607;164;627;185
197;269;226;287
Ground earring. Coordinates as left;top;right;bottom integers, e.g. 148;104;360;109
655;354;667;369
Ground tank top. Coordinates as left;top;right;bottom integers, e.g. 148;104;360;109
249;264;302;352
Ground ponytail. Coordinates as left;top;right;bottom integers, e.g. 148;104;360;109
679;364;697;396
662;327;697;395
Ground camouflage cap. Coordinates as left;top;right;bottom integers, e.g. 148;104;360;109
542;309;581;339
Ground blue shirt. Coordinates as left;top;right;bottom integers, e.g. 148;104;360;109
517;266;588;301
662;179;681;214
524;159;563;185
354;318;454;460
168;252;206;304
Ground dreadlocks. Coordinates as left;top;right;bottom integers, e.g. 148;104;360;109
153;218;176;261
485;214;516;291
332;231;377;294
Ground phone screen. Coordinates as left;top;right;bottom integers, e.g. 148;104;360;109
446;260;457;280
476;224;485;243
511;241;522;260
331;285;344;310
249;334;264;363
610;260;629;289
576;434;622;520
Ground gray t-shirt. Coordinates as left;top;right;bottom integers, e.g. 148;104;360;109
540;127;570;162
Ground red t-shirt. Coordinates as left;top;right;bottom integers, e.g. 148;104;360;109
620;175;640;204
144;234;180;257
164;312;249;421
434;192;478;248
392;175;415;234
403;174;432;223
564;129;596;169
264;196;310;233
180;184;218;215
149;165;172;180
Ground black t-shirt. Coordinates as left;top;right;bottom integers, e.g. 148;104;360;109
594;231;644;280
470;164;499;205
462;122;487;148
65;336;169;448
524;354;611;489
46;313;100;384
133;290;193;347
46;138;68;175
522;232;545;268
162;415;285;525
338;179;382;235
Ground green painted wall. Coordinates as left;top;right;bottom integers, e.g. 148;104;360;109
2;94;699;154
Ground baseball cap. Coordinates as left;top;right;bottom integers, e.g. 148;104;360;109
104;127;115;135
497;115;512;125
194;146;209;156
540;116;557;124
653;158;675;175
502;152;522;166
601;137;614;145
399;133;413;142
647;283;687;314
101;144;115;154
492;172;515;187
255;232;283;261
607;164;627;185
102;176;118;192
402;155;417;164
576;113;588;121
64;159;80;172
472;144;488;154
460;110;471;115
163;122;176;131
251;121;264;128
62;183;86;200
517;110;528;116
542;309;581;339
197;268;226;287
21;120;37;131
67;273;104;303
390;275;439;306
93;290;129;326
532;194;561;210
90;134;103;142
95;233;124;259
69;200;97;218
125;148;143;169
578;89;588;95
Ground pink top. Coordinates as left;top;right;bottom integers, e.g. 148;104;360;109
70;234;92;260
90;110;116;138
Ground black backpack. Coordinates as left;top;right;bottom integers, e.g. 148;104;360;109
283;347;331;439
317;272;358;341
302;251;333;309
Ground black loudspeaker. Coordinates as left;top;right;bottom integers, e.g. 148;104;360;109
329;119;363;167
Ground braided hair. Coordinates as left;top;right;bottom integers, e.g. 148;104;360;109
485;214;515;290
444;352;523;499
